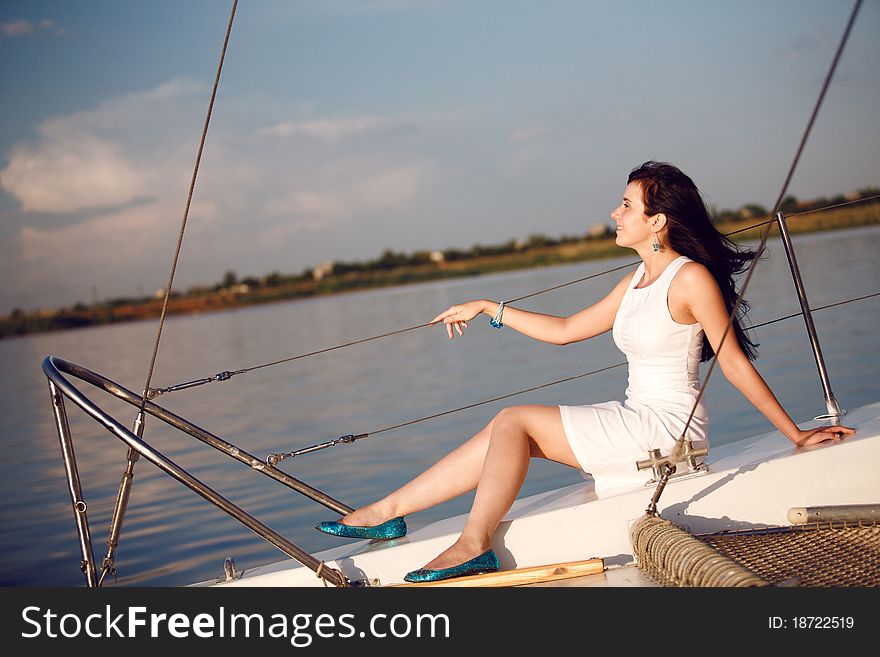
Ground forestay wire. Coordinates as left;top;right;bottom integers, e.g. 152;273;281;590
92;0;239;588
138;0;238;412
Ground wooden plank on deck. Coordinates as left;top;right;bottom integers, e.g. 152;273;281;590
392;557;604;587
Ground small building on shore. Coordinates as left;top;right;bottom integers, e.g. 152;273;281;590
312;261;335;281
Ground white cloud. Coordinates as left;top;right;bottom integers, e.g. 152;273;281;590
1;19;34;37
256;116;398;142
21;200;175;270
1;136;148;213
359;164;422;207
3;79;435;308
1;18;62;38
265;190;344;221
18;197;183;309
262;161;429;224
0;79;205;213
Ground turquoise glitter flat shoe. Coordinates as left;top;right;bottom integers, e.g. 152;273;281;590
314;516;406;540
403;549;500;583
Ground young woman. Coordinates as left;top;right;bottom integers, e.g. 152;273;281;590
315;161;855;583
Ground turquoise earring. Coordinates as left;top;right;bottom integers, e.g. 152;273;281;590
652;235;660;252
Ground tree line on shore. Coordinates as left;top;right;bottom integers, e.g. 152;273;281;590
2;187;878;339
145;188;880;293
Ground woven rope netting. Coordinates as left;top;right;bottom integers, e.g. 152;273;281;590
631;515;880;587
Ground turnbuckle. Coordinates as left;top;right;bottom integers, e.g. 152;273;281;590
146;370;240;399
266;433;368;466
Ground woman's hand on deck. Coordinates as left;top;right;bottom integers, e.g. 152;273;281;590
792;424;856;447
430;301;488;340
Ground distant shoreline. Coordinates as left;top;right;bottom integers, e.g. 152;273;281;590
3;199;878;340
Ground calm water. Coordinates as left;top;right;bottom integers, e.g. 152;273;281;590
1;226;878;587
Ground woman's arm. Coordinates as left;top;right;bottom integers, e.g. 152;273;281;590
676;263;855;447
430;271;635;345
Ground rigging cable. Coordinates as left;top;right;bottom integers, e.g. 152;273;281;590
94;0;239;588
265;289;879;465
645;0;864;516
141;0;868;497
145;192;880;399
138;0;238;411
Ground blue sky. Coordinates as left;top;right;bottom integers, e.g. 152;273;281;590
1;0;878;314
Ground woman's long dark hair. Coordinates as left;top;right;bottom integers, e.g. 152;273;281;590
628;160;759;362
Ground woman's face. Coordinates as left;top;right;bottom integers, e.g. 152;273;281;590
611;181;654;250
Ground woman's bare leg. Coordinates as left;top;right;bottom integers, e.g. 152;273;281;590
339;405;580;573
420;405;579;570
339;417;497;527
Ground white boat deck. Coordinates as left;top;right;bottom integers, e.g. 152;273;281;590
198;400;880;587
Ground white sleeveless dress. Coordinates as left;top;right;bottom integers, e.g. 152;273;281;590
559;255;708;493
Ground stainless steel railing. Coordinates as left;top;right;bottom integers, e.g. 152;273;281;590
775;211;845;424
43;355;352;587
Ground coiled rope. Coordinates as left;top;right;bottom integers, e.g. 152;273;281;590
630;516;771;587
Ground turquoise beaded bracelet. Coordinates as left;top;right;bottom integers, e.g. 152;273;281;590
489;301;505;329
